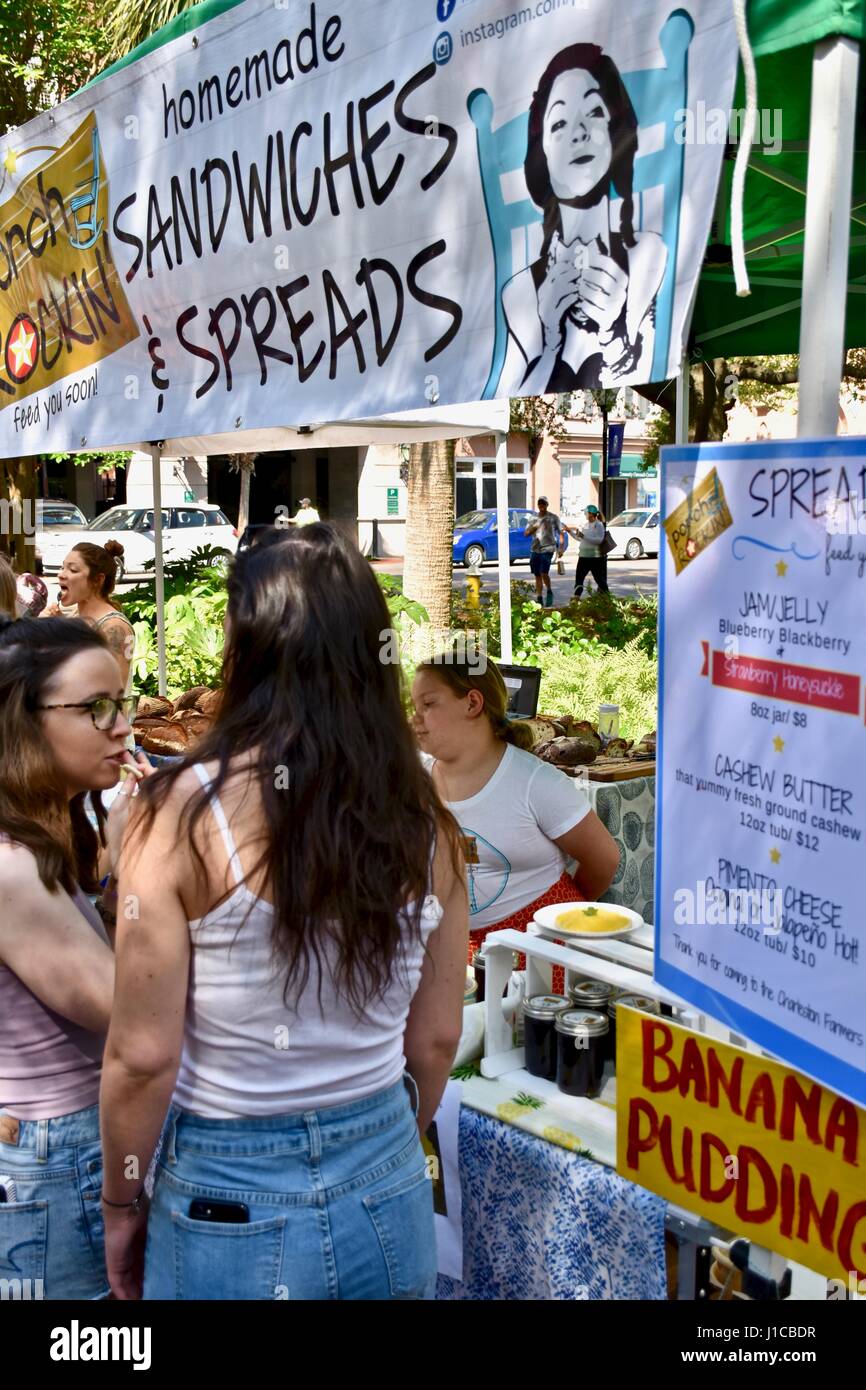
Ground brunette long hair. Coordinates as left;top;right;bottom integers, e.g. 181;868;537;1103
525;44;639;261
0;616;107;893
132;524;461;1012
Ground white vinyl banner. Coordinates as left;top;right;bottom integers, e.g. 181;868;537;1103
0;0;738;454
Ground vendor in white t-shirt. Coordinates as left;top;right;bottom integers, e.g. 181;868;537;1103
412;654;619;963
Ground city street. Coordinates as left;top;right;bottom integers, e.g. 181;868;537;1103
373;555;658;604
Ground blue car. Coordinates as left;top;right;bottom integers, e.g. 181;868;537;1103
452;508;569;567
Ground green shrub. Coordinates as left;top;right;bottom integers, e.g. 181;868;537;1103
535;640;657;740
451;585;657;662
122;551;228;697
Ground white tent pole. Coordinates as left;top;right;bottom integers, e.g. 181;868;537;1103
150;443;167;698
675;354;690;444
798;36;860;437
494;430;513;664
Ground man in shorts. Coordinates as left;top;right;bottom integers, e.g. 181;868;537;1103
524;497;565;607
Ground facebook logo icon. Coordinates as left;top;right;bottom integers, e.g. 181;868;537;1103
437;0;457;20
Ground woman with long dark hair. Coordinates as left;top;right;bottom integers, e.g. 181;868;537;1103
100;524;468;1301
499;43;667;392
0;617;147;1299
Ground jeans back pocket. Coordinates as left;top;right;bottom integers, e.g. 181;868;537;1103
171;1211;287;1300
363;1165;436;1300
0;1200;48;1296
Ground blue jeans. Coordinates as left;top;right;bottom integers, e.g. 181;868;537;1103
0;1102;108;1300
143;1078;436;1300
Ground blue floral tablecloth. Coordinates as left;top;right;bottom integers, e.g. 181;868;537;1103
437;1107;666;1300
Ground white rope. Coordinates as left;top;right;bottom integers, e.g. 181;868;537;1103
730;0;758;297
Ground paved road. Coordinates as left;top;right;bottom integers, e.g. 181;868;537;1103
102;555;657;604
374;555;658;604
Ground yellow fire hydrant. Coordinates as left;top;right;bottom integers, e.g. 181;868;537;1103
464;566;481;608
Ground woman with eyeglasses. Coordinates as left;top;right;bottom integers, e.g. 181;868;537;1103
99;524;468;1301
0;617;150;1299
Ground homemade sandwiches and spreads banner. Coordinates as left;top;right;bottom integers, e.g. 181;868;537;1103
0;0;738;453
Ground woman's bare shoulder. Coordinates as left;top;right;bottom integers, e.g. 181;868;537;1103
0;837;41;889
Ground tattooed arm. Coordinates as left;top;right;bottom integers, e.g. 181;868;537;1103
99;617;135;689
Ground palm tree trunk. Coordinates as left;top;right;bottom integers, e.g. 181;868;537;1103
403;439;455;631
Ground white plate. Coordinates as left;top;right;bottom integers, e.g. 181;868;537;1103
532;901;643;942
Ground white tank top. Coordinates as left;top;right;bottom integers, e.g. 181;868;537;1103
173;765;443;1119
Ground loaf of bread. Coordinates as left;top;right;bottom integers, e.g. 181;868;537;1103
195;689;222;717
137;694;174;719
138;720;189;755
174;685;211;711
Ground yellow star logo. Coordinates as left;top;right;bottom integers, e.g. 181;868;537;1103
2;148;17;174
775;559;788;577
773;736;785;753
769;847;781;864
7;320;36;375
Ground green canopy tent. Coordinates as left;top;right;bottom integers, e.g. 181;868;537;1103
685;0;866;435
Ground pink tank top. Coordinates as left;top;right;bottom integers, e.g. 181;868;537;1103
0;882;109;1120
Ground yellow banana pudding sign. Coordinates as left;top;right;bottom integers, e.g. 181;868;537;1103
0;113;138;411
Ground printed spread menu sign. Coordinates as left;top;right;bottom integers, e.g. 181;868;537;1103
656;438;866;1108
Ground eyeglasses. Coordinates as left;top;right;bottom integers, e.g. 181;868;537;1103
36;695;139;731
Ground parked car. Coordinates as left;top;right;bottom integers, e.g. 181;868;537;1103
36;499;89;528
452;508;569;567
38;504;238;580
605;508;660;559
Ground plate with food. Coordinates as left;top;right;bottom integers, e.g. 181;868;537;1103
532;902;643;941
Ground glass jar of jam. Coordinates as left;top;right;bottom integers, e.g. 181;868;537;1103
609;992;660;1068
472;950;486;1003
555;1010;609;1098
567;980;616;1064
522;994;570;1080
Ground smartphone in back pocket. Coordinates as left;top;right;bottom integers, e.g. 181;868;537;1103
189;1198;249;1223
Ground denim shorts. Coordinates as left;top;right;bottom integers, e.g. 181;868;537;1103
0;1102;108;1300
142;1077;436;1300
530;551;553;576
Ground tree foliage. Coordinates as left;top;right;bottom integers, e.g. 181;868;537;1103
0;0;108;133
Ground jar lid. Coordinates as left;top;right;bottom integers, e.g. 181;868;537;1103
523;994;570;1020
613;994;660;1015
555;1009;609;1037
568;979;615;1007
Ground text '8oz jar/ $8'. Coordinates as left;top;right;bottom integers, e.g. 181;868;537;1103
555;1010;610;1098
522;995;570;1080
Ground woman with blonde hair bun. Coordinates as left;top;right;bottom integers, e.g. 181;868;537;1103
412;651;619;963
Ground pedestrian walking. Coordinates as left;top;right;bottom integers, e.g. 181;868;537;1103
567;505;610;598
524;496;566;607
291;497;321;526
